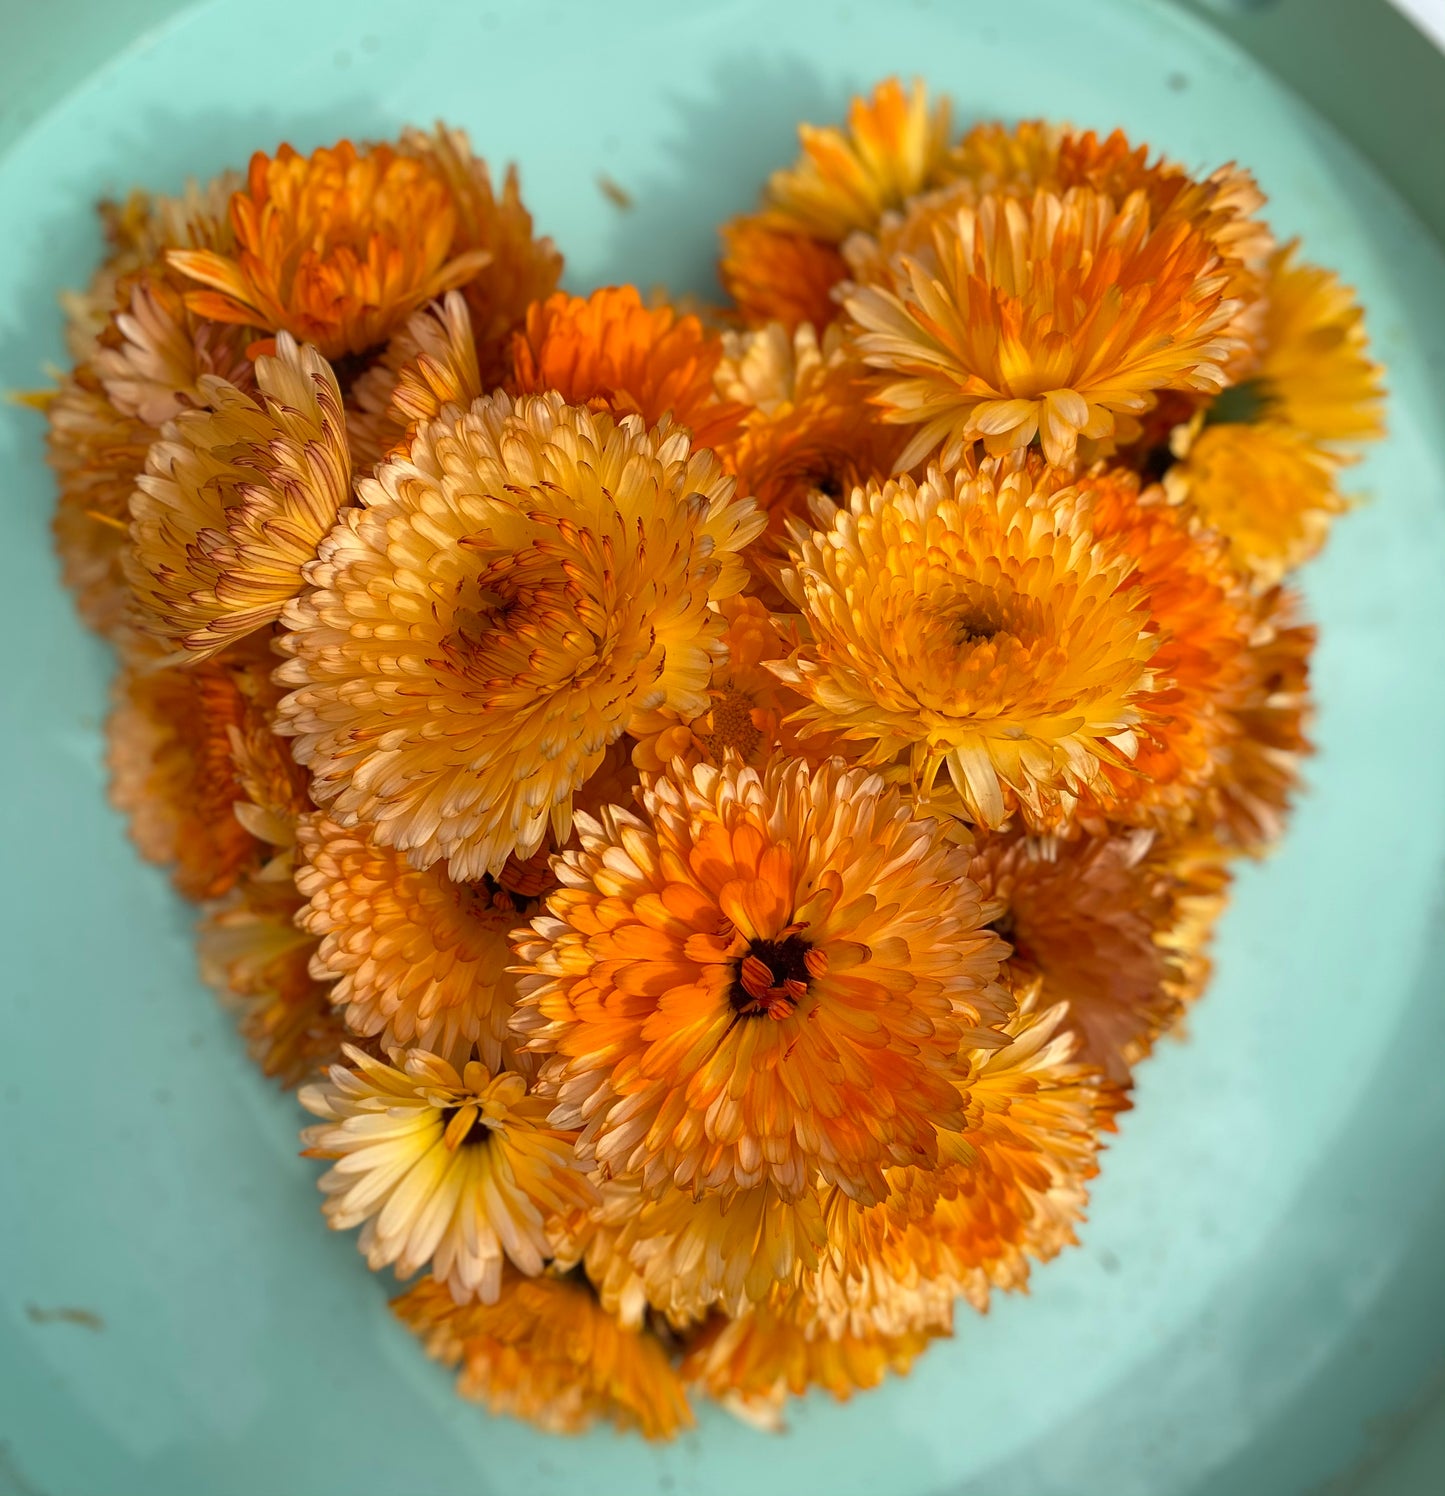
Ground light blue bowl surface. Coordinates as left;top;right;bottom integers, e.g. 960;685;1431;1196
1;2;1444;1493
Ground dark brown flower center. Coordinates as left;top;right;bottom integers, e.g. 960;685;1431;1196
729;932;824;1020
437;1106;491;1147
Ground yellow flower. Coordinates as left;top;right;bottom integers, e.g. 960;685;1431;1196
393;1269;693;1439
1253;241;1385;454
299;1048;595;1303
1165;419;1346;587
294;813;549;1068
842;186;1244;469
127;333;351;659
512;755;1008;1205
168;139;491;359
760;78;954;244
770;458;1159;830
275;392;762;880
718;78;954;332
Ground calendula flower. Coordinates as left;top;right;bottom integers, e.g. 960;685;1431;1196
713;321;909;560
199;870;346;1089
508;285;744;451
294;813;548;1067
1195;586;1315;855
842;185;1243;469
168;140;492;360
106;641;279;901
276;392;762;879
346;291;484;469
719;79;954;333
393;1269;693;1439
681;1306;939;1427
771;458;1160;830
1165;419;1346;587
1252;242;1385;454
969;829;1203;1081
719;219;848;332
628;596;824;772
127;333;351;659
779;992;1127;1341
44;368;155;637
399;124;564;384
1069;466;1255;830
300;1047;595;1303
513;756;1009;1204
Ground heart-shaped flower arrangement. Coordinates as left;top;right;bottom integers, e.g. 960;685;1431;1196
37;80;1383;1437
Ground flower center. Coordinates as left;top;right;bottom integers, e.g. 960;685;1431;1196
438;1105;492;1148
729;930;828;1020
696;688;764;763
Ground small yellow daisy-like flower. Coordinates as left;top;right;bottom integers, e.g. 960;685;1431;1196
843;186;1243;470
681;1305;939;1428
1165;419;1346;587
294;813;550;1068
969;829;1211;1081
513;755;1009;1205
399;124;564;385
770;458;1159;830
393;1269;693;1439
127;333;352;660
346;291;485;470
300;1047;596;1303
276;392;762;880
508;285;745;452
199;870;346;1090
1253;241;1385;455
168;140;492;359
628;596;825;773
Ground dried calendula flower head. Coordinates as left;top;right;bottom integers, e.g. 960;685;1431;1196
276;391;761;880
513;754;1009;1205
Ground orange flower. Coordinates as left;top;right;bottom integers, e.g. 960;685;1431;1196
513;756;1009;1205
199;870;346;1090
719;79;954;333
399;124;564;385
628;596;826;773
127;333;352;659
168;140;492;359
394;1269;693;1439
106;641;278;901
1070;466;1256;830
770;458;1161;830
842;186;1243;469
276;392;761;879
294;813;549;1068
681;1306;938;1427
713;321;909;562
719;219;847;333
1193;586;1316;855
969;829;1214;1081
509;285;744;451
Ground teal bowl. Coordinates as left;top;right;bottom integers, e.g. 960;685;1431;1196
2;2;1443;1492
